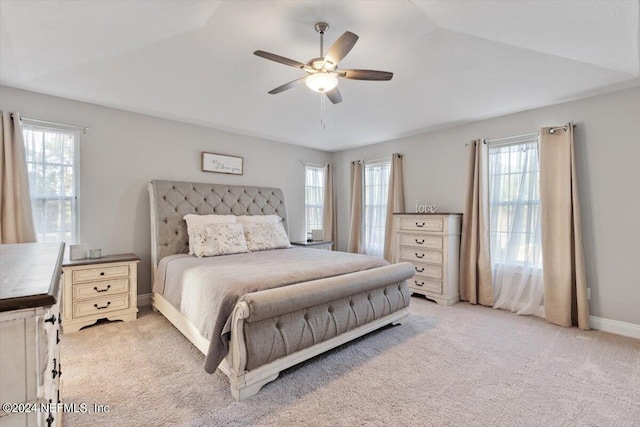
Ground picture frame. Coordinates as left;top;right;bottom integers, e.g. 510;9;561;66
201;152;243;175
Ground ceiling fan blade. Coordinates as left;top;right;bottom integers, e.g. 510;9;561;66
268;76;307;94
325;31;359;65
339;69;393;81
325;87;343;104
254;50;307;69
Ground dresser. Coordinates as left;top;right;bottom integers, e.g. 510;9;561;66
61;254;140;334
392;213;462;305
0;243;64;427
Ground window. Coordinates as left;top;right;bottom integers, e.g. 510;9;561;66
488;139;542;267
363;160;390;258
488;137;543;314
304;164;324;237
23;123;80;243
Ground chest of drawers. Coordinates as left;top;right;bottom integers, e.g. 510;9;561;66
392;213;462;305
0;243;64;427
61;254;140;334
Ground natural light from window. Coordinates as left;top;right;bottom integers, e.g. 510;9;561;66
304;164;324;238
363;160;390;258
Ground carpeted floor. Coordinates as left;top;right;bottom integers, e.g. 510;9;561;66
61;296;640;427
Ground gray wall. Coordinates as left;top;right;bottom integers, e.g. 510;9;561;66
334;87;640;325
0;85;332;295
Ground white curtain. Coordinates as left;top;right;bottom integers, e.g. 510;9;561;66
488;139;543;315
363;161;390;258
322;163;337;248
347;161;363;253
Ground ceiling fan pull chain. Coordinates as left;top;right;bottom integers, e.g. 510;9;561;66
320;94;326;130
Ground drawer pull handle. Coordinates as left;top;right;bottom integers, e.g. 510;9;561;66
415;281;424;287
52;358;58;378
94;285;111;293
58;362;62;378
415;239;425;244
415;253;425;259
46;414;54;427
45;314;57;324
415;267;425;273
100;272;105;276
56;330;60;345
94;302;111;310
415;222;425;227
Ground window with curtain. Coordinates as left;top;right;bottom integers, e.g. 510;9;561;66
304;164;324;237
488;137;543;315
23;124;80;243
363;160;390;258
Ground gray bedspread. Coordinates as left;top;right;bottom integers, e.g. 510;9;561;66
154;247;388;372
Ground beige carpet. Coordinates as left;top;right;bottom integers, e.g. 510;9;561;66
61;297;640;427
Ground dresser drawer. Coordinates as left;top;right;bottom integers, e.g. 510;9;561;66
73;278;129;301
409;277;443;294
72;265;129;283
399;233;443;250
402;261;443;280
400;217;444;233
399;248;443;265
72;294;129;318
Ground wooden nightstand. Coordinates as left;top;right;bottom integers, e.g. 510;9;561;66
61;253;140;334
291;241;333;250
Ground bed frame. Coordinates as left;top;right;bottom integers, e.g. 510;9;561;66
148;180;413;400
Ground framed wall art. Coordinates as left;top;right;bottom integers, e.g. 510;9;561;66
201;152;243;175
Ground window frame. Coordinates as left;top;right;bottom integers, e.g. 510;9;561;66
22;120;81;244
362;159;391;257
304;163;325;237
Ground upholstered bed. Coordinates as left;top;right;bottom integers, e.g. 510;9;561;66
148;180;414;400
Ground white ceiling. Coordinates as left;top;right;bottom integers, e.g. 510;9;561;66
1;0;638;151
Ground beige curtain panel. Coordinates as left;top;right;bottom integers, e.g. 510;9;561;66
322;163;337;249
539;124;589;330
0;111;36;244
459;139;493;306
347;161;363;253
383;153;405;262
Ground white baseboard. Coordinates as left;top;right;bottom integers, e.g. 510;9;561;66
137;293;152;307
590;316;640;340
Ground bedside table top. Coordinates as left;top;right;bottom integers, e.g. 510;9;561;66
63;253;140;267
291;241;333;247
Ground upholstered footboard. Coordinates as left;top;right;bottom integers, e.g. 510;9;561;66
220;262;414;400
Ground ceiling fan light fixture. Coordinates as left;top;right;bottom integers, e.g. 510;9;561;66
305;72;338;93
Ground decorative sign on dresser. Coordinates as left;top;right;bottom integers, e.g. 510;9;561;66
0;243;65;427
392;213;462;305
61;253;141;334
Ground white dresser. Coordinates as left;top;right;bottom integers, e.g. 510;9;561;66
61;254;140;334
0;243;64;427
392;213;462;305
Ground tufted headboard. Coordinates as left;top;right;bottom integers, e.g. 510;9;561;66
147;180;288;275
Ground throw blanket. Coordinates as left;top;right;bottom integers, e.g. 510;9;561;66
154;248;388;372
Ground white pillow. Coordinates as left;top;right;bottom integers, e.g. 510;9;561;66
242;221;291;252
237;214;282;224
184;214;237;255
189;223;248;258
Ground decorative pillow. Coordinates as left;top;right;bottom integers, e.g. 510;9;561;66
242;221;292;252
188;223;248;258
183;214;237;254
237;214;282;224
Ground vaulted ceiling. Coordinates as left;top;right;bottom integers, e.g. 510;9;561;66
1;0;638;151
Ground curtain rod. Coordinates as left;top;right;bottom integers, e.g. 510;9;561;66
11;114;89;134
466;124;576;146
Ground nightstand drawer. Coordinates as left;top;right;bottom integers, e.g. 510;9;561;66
72;265;129;283
73;294;129;318
73;278;129;301
410;277;443;294
400;217;443;232
399;248;443;265
398;234;443;250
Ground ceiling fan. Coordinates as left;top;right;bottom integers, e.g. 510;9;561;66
254;22;393;104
